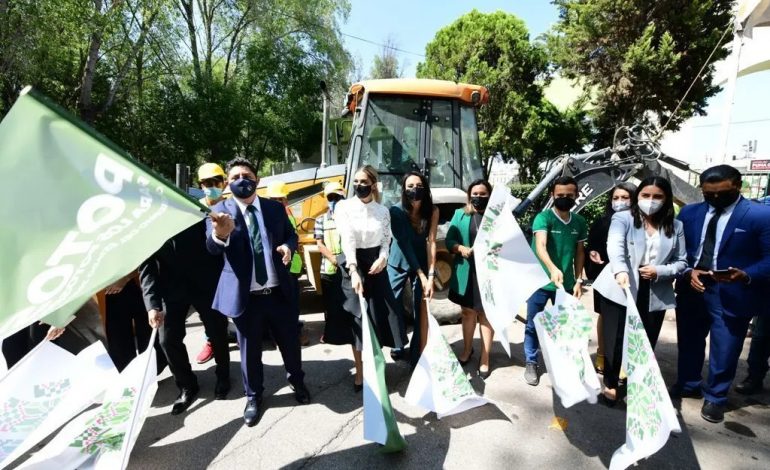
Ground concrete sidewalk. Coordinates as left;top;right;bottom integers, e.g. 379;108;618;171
127;290;770;470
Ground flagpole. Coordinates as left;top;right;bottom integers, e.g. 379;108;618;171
119;327;158;470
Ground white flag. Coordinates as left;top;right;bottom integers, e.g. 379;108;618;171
474;185;550;355
609;288;681;470
0;341;118;468
405;304;488;418
534;289;601;407
19;330;158;470
360;296;406;452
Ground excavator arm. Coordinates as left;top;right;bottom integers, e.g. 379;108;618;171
513;127;703;217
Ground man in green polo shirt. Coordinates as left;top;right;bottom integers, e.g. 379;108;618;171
523;175;587;386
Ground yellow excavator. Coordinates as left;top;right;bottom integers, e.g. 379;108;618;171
256;78;490;296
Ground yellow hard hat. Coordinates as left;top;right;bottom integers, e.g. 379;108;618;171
266;180;289;198
324;181;345;197
198;163;225;181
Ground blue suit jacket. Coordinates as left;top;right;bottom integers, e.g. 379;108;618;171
677;197;770;317
205;196;298;318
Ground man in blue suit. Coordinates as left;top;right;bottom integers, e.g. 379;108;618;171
673;164;770;423
206;157;310;427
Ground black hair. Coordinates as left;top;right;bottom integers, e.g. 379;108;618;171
401;172;434;223
465;179;493;214
551;176;578;194
603;182;638;215
632;176;675;237
700;164;742;187
225;157;258;176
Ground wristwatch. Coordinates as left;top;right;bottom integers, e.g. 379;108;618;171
575;278;585;284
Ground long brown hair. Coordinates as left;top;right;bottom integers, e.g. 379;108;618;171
355;165;381;203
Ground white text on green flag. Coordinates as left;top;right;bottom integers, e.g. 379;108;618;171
0;88;206;339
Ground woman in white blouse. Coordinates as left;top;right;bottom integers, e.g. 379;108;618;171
334;165;407;391
592;176;687;405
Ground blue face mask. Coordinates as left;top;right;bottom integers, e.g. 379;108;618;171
203;186;223;200
229;178;257;199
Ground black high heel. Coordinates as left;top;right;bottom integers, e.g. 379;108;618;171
458;348;475;366
477;365;491;380
354;382;363;393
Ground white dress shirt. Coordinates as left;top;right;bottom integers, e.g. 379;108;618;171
642;229;660;266
212;197;279;290
334;196;391;267
694;197;740;269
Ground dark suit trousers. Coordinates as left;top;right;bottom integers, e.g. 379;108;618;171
105;281;166;372
2;322;47;369
232;289;304;398
161;295;230;391
676;281;752;405
600;279;664;389
747;314;770;381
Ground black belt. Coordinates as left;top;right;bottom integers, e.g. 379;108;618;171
250;287;275;296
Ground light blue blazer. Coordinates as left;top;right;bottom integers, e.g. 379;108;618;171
593;210;687;311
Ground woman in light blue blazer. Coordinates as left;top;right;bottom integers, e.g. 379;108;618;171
593;176;687;405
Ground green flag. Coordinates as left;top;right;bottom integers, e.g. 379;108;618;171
0;87;207;339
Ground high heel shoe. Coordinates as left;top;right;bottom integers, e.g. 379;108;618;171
477;364;491;380
354;382;363;393
458;348;475;366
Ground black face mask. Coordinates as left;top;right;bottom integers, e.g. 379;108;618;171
553;196;576;211
354;184;372;199
405;187;426;202
470;196;489;211
704;190;740;210
230;177;257;199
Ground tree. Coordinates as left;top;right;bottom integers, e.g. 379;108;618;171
417;10;589;182
369;37;402;79
549;0;733;145
0;0;353;177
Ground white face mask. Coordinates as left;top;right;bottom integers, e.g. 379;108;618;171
612;200;631;212
638;199;663;215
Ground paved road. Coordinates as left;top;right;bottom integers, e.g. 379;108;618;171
127;289;770;470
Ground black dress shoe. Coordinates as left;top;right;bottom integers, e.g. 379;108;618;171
214;377;231;400
668;384;703;399
477;365;491;380
294;382;311;404
390;349;406;361
243;396;263;427
701;400;725;423
353;382;363;393
735;376;764;395
171;385;199;415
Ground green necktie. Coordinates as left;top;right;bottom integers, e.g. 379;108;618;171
246;205;268;285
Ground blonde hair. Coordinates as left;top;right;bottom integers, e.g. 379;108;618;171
355;165;382;203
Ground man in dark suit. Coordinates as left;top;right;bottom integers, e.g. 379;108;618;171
140;214;231;415
206;157;310;427
673;164;770;423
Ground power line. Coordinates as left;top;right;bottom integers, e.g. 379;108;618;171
691;117;770;128
340;33;426;58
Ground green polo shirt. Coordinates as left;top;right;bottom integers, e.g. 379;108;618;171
530;208;588;291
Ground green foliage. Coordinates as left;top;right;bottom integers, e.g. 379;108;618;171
0;0;352;178
549;0;733;145
509;183;607;231
369;38;402;79
417;10;591;183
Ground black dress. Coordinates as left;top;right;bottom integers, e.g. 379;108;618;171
586;212;613;314
321;269;355;345
340;246;408;351
448;212;485;312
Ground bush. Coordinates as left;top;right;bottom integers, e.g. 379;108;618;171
508;183;608;232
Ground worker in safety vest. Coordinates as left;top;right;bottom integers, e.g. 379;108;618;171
266;181;303;276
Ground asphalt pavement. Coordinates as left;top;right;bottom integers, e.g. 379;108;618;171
127;287;770;470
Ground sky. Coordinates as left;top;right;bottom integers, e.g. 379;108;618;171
340;1;770;169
